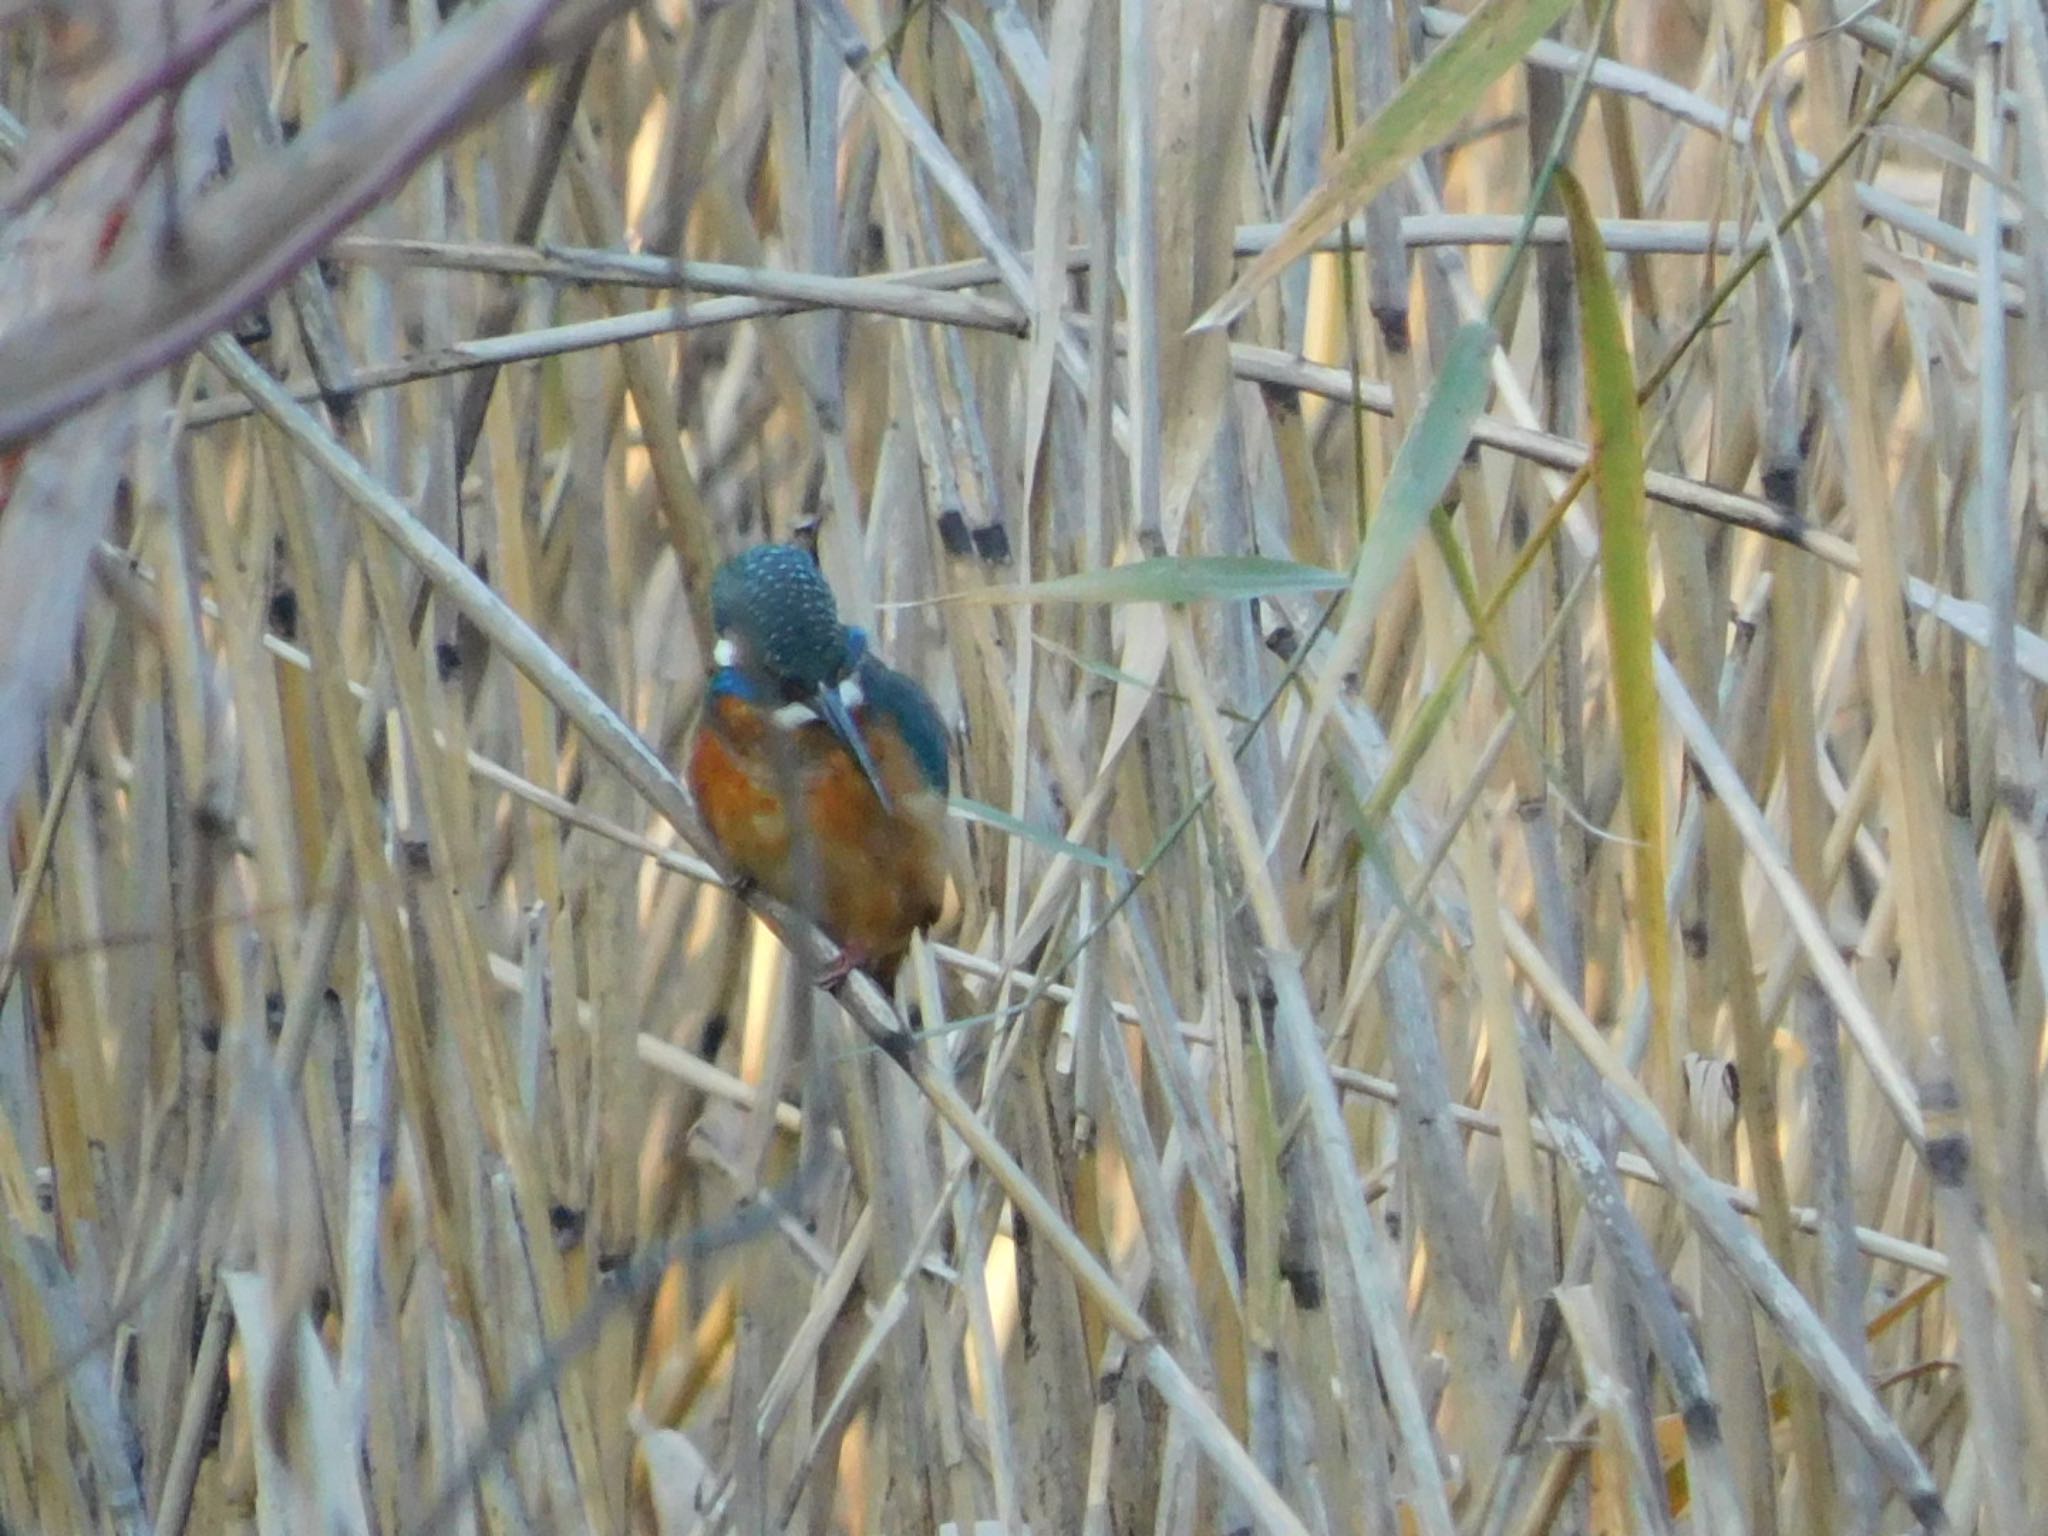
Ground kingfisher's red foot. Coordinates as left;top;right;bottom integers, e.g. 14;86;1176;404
816;945;871;993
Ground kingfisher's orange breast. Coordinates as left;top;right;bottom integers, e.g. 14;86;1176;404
688;694;948;981
688;697;799;903
801;734;948;970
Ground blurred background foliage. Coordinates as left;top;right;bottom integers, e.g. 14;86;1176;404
2;0;2045;1531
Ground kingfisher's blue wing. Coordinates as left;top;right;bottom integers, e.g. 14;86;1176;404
856;653;951;794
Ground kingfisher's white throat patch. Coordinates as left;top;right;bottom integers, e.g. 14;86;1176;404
768;674;865;729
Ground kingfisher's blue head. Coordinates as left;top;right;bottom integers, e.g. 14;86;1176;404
710;544;852;694
708;544;891;808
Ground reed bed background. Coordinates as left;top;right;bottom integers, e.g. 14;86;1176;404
2;0;2045;1530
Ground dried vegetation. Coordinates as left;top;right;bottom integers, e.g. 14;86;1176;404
2;0;2046;1531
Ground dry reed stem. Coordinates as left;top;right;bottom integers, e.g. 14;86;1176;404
5;0;2047;1532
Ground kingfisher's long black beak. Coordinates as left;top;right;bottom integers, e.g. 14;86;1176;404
815;685;892;812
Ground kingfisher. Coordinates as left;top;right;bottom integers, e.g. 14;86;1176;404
687;544;952;990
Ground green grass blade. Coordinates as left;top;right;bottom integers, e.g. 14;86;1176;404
1267;321;1495;833
1353;320;1496;620
1033;636;1257;726
932;555;1347;606
949;795;1130;874
1193;0;1576;332
1558;166;1671;1086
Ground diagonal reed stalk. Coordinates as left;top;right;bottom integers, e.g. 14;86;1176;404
2;0;2043;1532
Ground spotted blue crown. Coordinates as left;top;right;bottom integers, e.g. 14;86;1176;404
709;543;852;696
